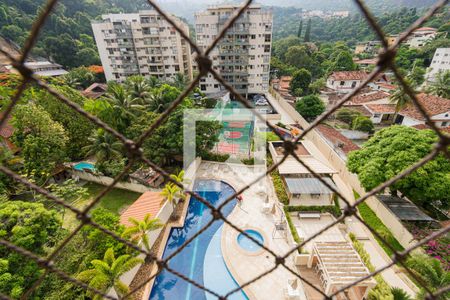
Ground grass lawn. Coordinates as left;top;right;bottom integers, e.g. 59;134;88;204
62;182;141;230
83;182;141;214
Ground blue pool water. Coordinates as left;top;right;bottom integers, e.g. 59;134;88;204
73;162;95;171
150;180;248;300
237;230;264;252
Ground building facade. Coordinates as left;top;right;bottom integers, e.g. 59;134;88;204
194;5;273;96
425;48;450;83
326;71;368;94
92;11;192;82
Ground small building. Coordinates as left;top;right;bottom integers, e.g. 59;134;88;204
326;71;368;94
82;83;108;99
129;167;164;188
354;41;381;55
396;93;450;128
269;141;338;206
405;27;437;48
363;103;396;124
285;177;337;206
6;61;68;77
345;90;390;106
316;124;360;160
354;58;378;69
425;48;450;83
119;191;164;227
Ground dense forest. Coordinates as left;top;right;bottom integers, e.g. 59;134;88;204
272;6;450;42
0;0;151;68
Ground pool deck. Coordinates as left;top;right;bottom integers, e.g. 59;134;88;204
196;161;303;300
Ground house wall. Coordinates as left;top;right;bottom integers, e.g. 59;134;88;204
289;193;333;206
269;87;417;249
326;79;362;93
401;116;424;127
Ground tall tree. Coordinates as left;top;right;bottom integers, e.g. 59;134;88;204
12;104;68;182
426;70;450;99
304;19;311;42
82;129;123;164
389;83;414;112
0;201;61;298
77;248;143;299
297;19;303;38
347;126;450;209
291;68;312;96
295;95;325;121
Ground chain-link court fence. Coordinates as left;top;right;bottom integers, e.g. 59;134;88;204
0;0;449;299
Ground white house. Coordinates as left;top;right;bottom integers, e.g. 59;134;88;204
363;104;396;124
396;93;450;128
269;141;339;206
405;27;437;48
6;61;68;77
425;48;450;83
326;71;368;94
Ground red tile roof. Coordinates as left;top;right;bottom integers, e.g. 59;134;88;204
400;93;450;121
279;76;292;91
355;58;378;65
364;104;396;114
82;83;107;99
329;71;368;81
413;124;450;135
376;82;397;90
0;113;14;138
119;191;164;227
316;124;360;155
347;91;390;105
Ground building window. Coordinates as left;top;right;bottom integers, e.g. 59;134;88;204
442;121;448;127
340;81;345;86
200;84;207;91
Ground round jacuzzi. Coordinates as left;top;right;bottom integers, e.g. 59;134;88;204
237;229;264;252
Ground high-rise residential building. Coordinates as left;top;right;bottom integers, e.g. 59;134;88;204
194;5;273;96
91;11;192;82
425;48;450;83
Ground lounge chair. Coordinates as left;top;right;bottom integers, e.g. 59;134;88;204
284;279;303;300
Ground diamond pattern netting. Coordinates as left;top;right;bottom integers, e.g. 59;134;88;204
0;0;449;299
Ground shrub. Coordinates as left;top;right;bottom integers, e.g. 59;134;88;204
295;95;325;121
352;116;374;133
200;151;230;162
349;233;395;300
285;204;342;218
336;108;361;125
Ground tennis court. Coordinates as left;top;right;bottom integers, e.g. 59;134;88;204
217;120;253;155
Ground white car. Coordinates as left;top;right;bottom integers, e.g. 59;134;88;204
255;99;269;106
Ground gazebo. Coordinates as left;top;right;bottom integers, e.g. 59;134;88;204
307;241;376;299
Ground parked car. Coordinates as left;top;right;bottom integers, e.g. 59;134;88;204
255;99;269;106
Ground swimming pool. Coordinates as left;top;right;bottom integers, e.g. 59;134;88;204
237;230;264;252
73;162;95;171
150;180;247;300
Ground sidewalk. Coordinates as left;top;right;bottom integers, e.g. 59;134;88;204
266;92;295;124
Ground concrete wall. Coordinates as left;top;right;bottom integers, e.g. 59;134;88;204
269;88;417;249
290;194;333;206
70;169;155;193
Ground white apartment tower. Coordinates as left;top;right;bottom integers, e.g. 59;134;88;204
425;48;450;83
195;5;273;96
92;11;192;82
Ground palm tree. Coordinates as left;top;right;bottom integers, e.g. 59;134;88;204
407;254;450;299
77;248;143;299
426;70;450;99
390;83;414;112
82;129;123;163
160;182;179;209
147;89;167;113
391;287;412;300
125;75;152;105
173;73;188;90
122;214;163;251
170;170;189;201
105;83;146;127
146;76;160;89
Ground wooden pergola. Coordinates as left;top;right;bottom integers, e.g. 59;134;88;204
307;241;376;300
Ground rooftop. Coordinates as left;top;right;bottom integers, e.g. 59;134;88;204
399;93;450;120
347;91;390;105
316;124;360;155
285;177;337;195
119;191;163;227
329;71;368;81
364;103;396;114
377;195;434;221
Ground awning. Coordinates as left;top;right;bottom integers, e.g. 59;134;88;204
377;195;434;221
285;177;337;195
